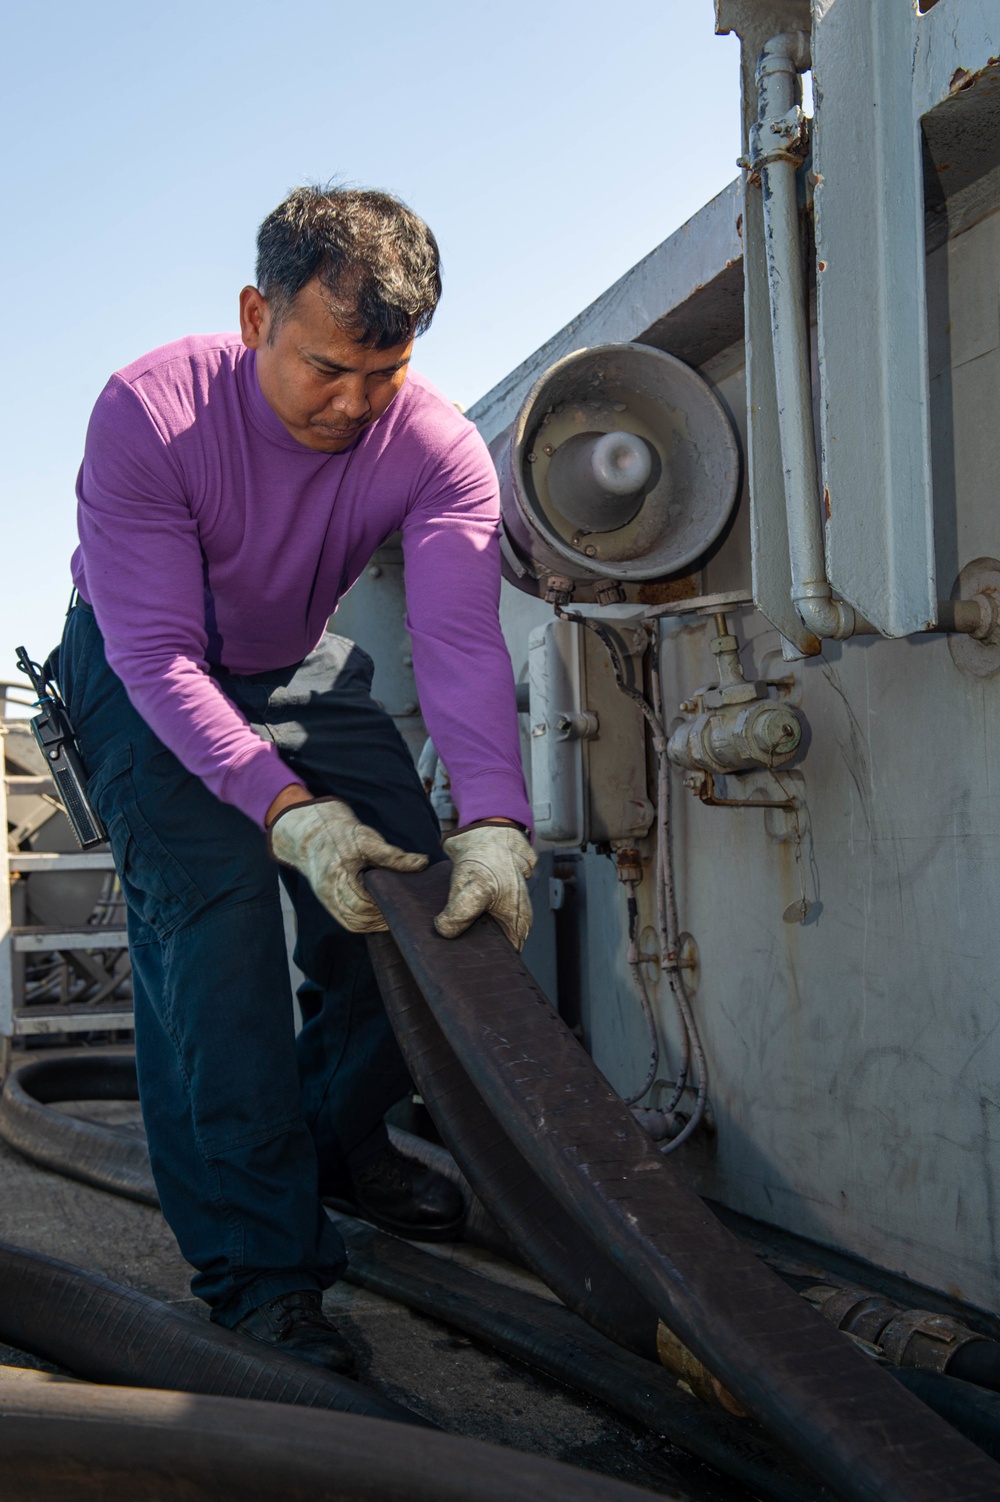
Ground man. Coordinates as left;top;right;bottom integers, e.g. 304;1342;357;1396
59;184;535;1376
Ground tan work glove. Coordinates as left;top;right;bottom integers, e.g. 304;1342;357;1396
435;825;536;951
269;798;429;933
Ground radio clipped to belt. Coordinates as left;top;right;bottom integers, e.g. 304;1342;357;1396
14;645;107;850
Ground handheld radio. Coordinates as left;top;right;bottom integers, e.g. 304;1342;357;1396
14;646;107;850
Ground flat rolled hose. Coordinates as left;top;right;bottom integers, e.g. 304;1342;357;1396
368;935;663;1359
0;1382;669;1502
367;864;1000;1502
0;1238;423;1427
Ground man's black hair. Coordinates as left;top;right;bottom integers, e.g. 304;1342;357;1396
255;184;442;348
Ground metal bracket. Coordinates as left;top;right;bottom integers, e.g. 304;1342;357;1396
684;769;798;810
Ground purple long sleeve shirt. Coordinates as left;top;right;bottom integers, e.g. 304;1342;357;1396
71;333;530;831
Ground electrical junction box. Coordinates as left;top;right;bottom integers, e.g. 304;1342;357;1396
527;617;654;846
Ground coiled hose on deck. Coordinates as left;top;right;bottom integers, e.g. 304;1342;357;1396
0;1054;155;1204
365;863;1000;1502
369;930;665;1360
9;1049;1000;1501
0;1084;686;1502
0;1050;824;1501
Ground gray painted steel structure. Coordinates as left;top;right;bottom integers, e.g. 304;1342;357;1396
462;0;1000;1314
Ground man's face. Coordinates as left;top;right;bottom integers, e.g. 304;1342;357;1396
239;278;414;453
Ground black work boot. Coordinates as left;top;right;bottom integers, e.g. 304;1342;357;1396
234;1289;356;1376
332;1143;466;1242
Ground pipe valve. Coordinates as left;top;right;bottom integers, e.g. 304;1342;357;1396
667;698;801;777
667;614;803;780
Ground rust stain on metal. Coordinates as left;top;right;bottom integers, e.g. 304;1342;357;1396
949;60;1000;97
823;485;832;521
637;575;700;606
693;771;796;811
818;260;827;273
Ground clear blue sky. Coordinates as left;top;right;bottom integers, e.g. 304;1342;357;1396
1;0;740;672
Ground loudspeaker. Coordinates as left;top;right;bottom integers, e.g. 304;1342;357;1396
493;343;740;602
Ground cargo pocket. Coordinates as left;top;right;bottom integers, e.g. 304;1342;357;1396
88;744;205;938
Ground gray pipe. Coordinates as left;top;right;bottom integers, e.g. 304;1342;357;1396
752;31;857;642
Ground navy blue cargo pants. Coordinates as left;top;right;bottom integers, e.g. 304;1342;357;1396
58;602;444;1326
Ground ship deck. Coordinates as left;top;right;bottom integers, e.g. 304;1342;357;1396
0;1043;746;1502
